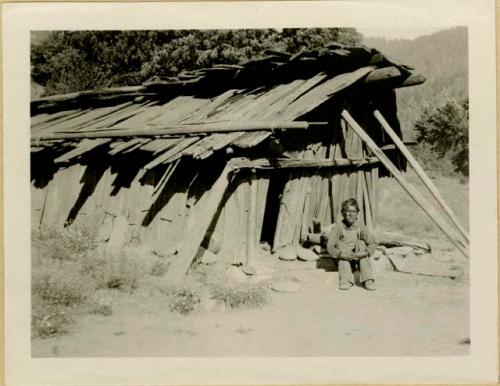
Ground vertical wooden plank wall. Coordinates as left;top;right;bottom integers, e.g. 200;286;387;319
31;182;46;228
32;155;379;258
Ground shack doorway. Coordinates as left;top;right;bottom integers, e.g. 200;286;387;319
260;172;288;249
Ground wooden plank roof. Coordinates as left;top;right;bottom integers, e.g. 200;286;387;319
31;43;424;166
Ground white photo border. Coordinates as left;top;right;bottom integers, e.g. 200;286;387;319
3;1;497;384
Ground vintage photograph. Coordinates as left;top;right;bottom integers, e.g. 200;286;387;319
29;26;471;358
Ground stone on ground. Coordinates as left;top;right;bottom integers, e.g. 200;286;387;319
297;246;320;261
242;264;257;276
275;245;297;261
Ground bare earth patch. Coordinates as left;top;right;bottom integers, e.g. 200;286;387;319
32;253;468;357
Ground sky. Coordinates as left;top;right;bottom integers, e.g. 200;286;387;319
357;26;446;40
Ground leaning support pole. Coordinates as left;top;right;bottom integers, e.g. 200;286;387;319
164;163;234;283
373;110;469;246
341;110;469;258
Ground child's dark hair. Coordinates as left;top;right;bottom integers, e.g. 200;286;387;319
341;198;360;216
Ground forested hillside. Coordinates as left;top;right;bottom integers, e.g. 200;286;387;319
363;27;468;139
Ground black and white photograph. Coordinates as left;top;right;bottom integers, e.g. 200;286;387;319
4;1;498;385
29;26;471;357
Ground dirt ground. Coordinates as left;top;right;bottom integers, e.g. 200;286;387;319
32;172;470;357
32;252;469;357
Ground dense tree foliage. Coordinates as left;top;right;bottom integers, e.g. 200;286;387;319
414;99;469;176
31;28;361;96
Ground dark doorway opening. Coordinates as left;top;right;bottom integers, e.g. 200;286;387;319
260;172;288;248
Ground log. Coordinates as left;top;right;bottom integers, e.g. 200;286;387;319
373;109;469;245
363;66;426;88
164;163;235;282
341;110;468;258
232;156;379;170
31;121;326;141
362;172;374;233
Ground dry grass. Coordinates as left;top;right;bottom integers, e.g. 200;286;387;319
31;228;159;338
376;170;469;244
32;226;271;339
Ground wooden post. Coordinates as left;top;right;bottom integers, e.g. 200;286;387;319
371;166;379;225
244;169;258;274
341;110;468;258
373;109;469;245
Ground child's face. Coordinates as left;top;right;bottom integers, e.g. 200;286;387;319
344;205;358;226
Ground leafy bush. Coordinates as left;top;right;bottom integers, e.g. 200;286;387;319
32;227;99;339
32;300;74;338
165;286;202;315
88;302;113;316
36;226;98;261
81;248;147;292
210;281;268;310
32;260;94;307
415;99;469;176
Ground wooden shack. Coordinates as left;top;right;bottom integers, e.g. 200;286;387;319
31;44;425;280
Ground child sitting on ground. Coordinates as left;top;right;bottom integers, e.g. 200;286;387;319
326;198;376;291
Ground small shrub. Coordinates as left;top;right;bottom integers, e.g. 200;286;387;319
89;302;113;316
36;226;98;261
82;248;147;292
32;260;94;307
32;297;74;338
210;281;268;310
165;286;201;315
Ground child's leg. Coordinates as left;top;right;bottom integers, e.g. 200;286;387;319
337;240;355;288
338;260;354;287
355;240;375;283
